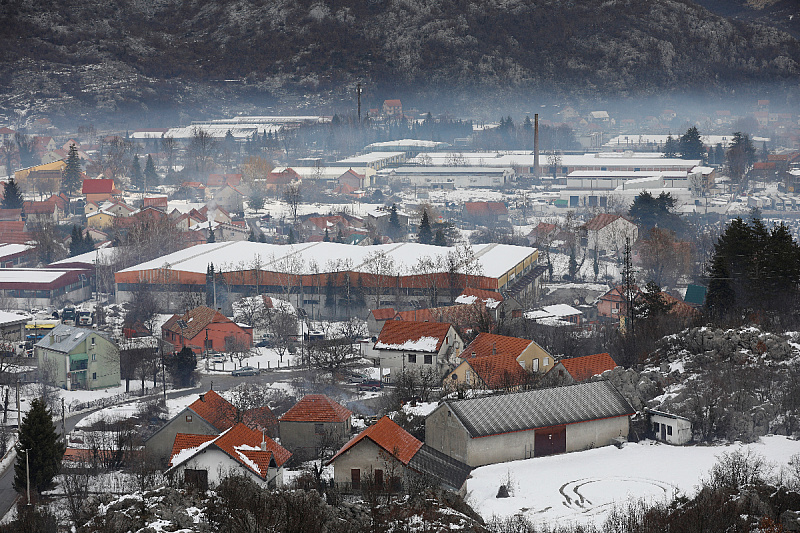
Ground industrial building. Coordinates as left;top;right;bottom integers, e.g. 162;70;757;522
114;241;540;317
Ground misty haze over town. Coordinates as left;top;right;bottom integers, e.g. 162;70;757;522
0;0;799;531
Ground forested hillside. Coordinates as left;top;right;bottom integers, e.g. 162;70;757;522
0;0;798;119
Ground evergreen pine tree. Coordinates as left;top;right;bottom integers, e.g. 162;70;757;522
131;155;143;190
288;229;296;244
206;264;215;306
2;178;24;209
144;154;158;188
323;228;330;242
69;225;83;257
258;233;267;243
248;228;257;242
336;228;344;243
62;144;82;195
15;398;65;496
434;228;447;247
83;232;94;253
388;204;401;239
418;209;433;244
324;274;336;308
679;126;705;161
165;346;197;388
663;135;678;158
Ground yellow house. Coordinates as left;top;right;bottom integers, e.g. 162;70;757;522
87;211;115;229
446;333;553;391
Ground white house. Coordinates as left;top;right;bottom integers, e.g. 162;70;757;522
166;422;292;490
372;320;463;381
583;213;638;255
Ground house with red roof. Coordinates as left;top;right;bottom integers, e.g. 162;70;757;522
337;169;367;190
382;99;402;117
278;394;353;460
161;305;253;354
166;422;291;489
583;213;638;255
446;333;553;391
373;320;463;381
547;352;618;384
462;202;509;225
328;416;471;494
82;178;117;205
597;285;640;321
145;389;278;465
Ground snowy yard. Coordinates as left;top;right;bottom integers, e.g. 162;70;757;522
468;435;799;527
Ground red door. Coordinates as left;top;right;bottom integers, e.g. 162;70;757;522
534;426;566;457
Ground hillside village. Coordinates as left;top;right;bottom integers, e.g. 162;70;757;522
0;101;799;531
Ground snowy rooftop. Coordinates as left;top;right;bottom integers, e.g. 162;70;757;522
0;269;78;284
366;139;448;150
118;241;537;279
604;134;770;148
411;151;701;169
0;310;29;325
334;152;405;164
50;248;118;266
0;243;32;258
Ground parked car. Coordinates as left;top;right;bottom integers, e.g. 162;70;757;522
231;366;259;377
208;355;226;364
344;370;368;383
358;380;383;392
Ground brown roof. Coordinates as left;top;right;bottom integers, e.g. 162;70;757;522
280;394;352;423
82;178;115;194
187;389;278;435
458;287;504;305
374;320;452;353
584;213;628;231
462;332;532;360
464;201;508;216
0;221;32;244
467;352;529;389
371;308;396;321
329;416;421;466
559;353;617;382
162;306;244;341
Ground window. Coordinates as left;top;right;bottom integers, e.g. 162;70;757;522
424;354;433;364
653;422;659;433
92;372;96;380
315;423;325;435
667;426;673;436
407;354;416;364
451;374;457;380
532;359;539;372
91;337;95;346
543;357;550;367
186;415;193;423
374;469;384;487
91;354;96;361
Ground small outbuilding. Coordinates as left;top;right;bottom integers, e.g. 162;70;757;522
647;409;692;445
278;394;353;461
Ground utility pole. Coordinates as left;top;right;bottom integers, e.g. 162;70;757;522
61;397;65;439
356;83;363;126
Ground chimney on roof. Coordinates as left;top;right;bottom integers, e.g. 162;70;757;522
199;394;205;402
261;430;267;451
492;342;496;355
534;114;539;177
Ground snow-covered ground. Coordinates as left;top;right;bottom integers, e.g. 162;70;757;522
468;435;799;528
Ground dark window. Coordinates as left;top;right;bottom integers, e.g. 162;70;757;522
407;354;416;364
424;354;433;364
314;423;324;435
92;372;96;380
653;422;659;433
185;469;209;491
667;426;673;436
186;415;193;423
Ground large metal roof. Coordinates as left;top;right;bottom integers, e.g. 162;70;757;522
445;381;634;438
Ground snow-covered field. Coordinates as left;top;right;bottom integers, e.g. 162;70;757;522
469;435;799;528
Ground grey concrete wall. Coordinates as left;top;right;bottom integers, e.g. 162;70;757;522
332;438;404;486
566;416;629;452
145;409;219;465
425;405;470;465
279;420;349;462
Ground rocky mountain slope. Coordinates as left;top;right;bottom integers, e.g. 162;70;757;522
0;0;799;121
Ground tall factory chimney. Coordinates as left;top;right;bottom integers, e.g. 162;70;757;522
534;113;540;177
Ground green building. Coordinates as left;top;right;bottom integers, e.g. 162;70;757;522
35;324;120;390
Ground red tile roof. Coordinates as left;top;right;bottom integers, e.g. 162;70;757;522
280;395;352;423
559;353;617;382
467;351;529;389
370;308;396;321
0;221;32;244
458;287;503;305
162;306;241;342
384;99;402;107
329;416;421;465
82;178;115;195
169;423;291;478
464;201;508;216
374;320;452;353
462;332;531;360
187;390;240;432
584;213;628;231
